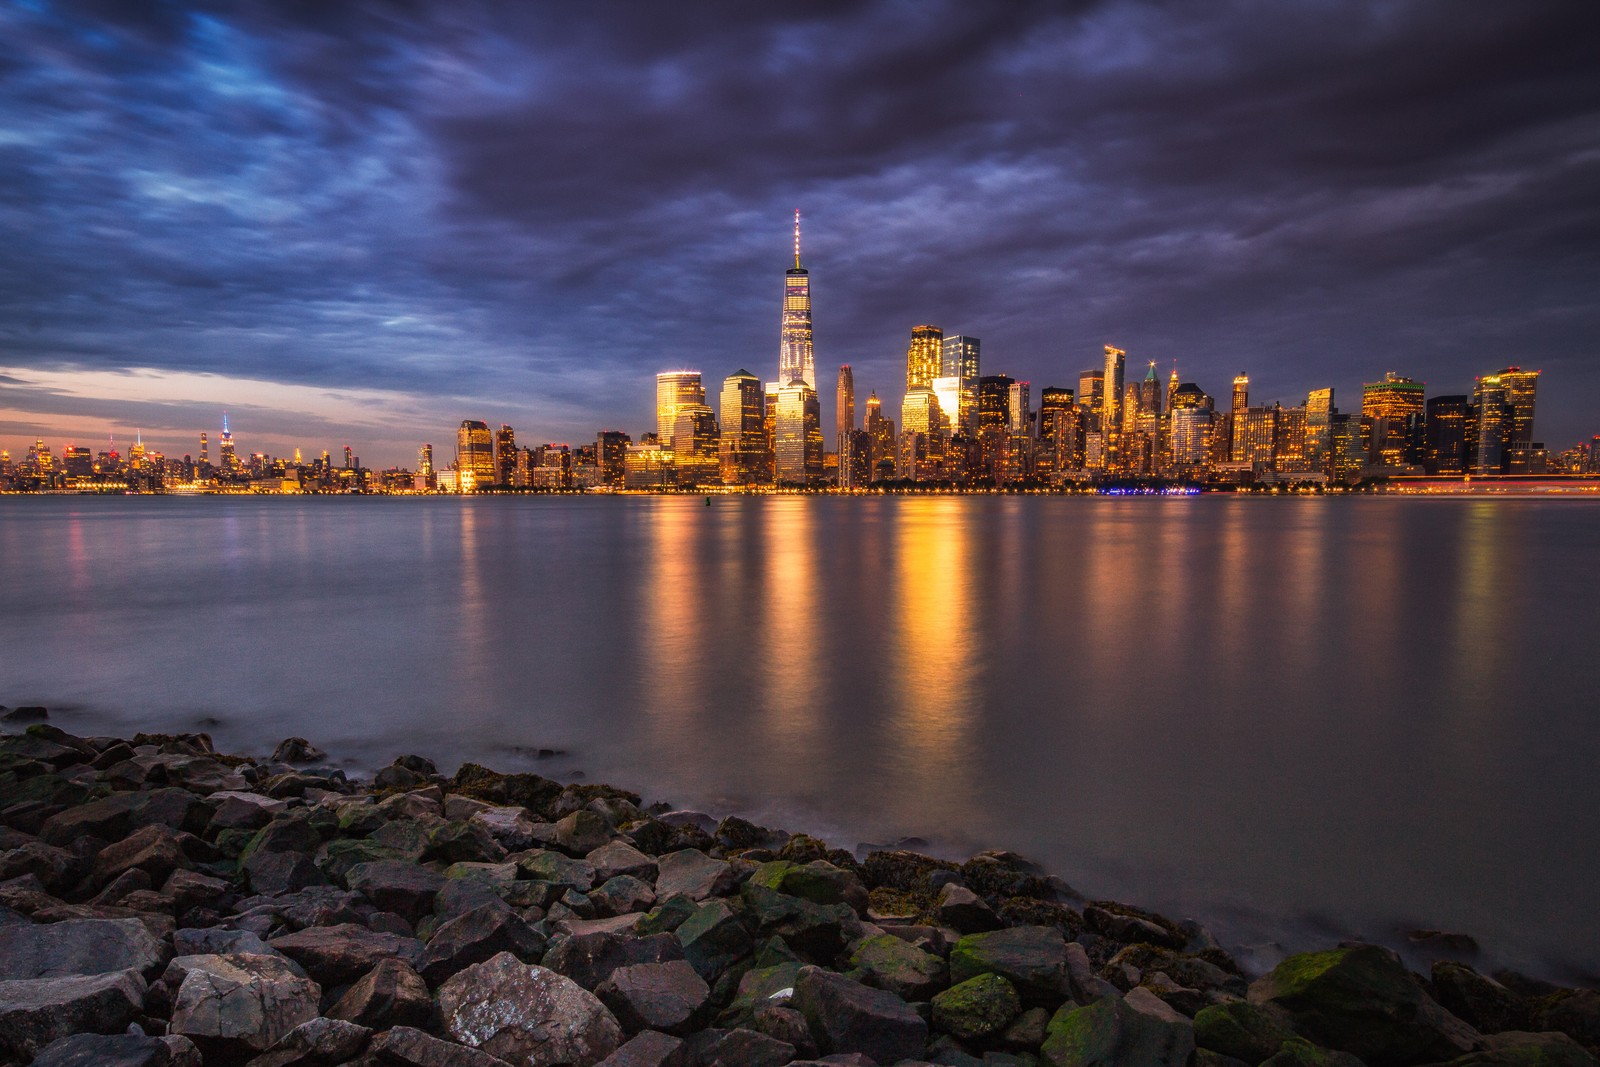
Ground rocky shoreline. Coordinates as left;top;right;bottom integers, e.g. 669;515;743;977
0;718;1596;1067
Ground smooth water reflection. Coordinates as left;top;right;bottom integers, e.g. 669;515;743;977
1;495;1597;978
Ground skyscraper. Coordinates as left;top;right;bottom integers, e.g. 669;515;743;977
1361;372;1426;467
1232;374;1250;414
1305;387;1335;475
1469;374;1511;474
865;391;895;482
656;371;705;450
720;369;768;485
775;379;822;484
1425;395;1468;474
1008;381;1031;434
905;325;943;392
417;443;433;476
940;335;980;434
494;424;516;486
780;211;815;389
219;412;237;471
1496;366;1539;472
1101;346;1125;469
456;419;494;490
836;365;855;446
199;432;208;469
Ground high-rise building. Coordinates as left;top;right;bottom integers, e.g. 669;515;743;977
940;335;980;433
456;419;494;491
1496;367;1539;473
1361;372;1426;467
836;365;855;446
780;211;815;389
719;370;767;485
1305;388;1335;475
775;380;823;484
932;377;963;437
1101;346;1126;469
1078;370;1104;429
1425;395;1468;474
219;412;237;471
763;382;780;482
904;325;943;392
1234;405;1280;469
864;391;896;482
1008;381;1031;435
672;404;719;486
1171;405;1213;471
1231;374;1249;414
656;371;704;450
417;443;434;476
493;425;516;486
839;428;872;489
1276;405;1309;473
1138;362;1162;418
1037;387;1075;474
1468;374;1511;475
977;375;1013;431
596;430;630;486
199;433;208;469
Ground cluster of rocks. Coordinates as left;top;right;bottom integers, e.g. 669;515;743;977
0;720;1596;1067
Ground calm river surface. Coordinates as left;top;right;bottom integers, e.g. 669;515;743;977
1;495;1596;978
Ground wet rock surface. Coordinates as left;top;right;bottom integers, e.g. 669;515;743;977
1;725;1595;1067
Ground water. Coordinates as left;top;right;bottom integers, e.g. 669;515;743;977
2;495;1597;979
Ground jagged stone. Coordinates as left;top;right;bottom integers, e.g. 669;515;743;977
0;916;168;980
544;929;686;990
589;840;660;883
934;973;1024;1041
655;849;738;901
244;1016;370;1067
934;882;1003;933
267;922;423;986
366;1025;513;1067
270;738;326;764
950;926;1071;1003
417;901;547;985
27;1032;183;1067
438;951;624;1066
847;932;947;1001
344;860;445;922
685;1026;797;1067
598;959;711;1035
165;952;321;1055
677;899;753;982
1194;999;1299;1062
0;968;147;1061
327;957;434;1030
594;1029;688;1067
1041;993;1195;1067
792;964;928;1065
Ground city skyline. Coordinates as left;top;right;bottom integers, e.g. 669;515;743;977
2;4;1598;467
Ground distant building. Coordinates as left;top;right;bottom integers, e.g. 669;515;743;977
494;424;516;487
905;325;943;393
940;334;980;434
781;210;815;389
656;371;704;450
835;365;855;450
1361;372;1426;468
596;430;630;486
456;420;494;491
775;379;823;484
720;370;768;485
1425;395;1468;474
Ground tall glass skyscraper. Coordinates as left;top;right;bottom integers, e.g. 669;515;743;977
781;211;814;389
656;371;705;449
905;325;943;392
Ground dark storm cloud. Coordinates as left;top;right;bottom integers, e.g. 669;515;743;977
1;0;1597;463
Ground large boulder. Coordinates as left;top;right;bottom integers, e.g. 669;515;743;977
597;959;711;1035
847;932;947;1001
438;952;624;1066
0;917;168;980
165;953;322;1055
267;923;424;987
553;811;616;856
1426;1031;1600;1067
0;969;147;1061
1041;993;1195;1067
1430;962;1525;1035
589;841;660;883
344;860;446;923
1194;1000;1300;1062
516;850;599;893
38;788;210;846
684;1027;796;1067
933;972;1024;1042
738;881;856;961
1534;990;1600;1050
246;1016;371;1067
327;958;434;1030
655;850;737;901
26;1032;193;1067
543;930;685;991
934;882;1003;933
676;900;753;982
417;901;547;985
791;964;928;1065
594;1029;688;1067
949;925;1071;1003
1249;944;1479;1066
366;1025;515;1067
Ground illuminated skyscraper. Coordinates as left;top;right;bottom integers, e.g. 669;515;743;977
1231;374;1249;414
1496;366;1539;472
1468;374;1511;474
597;430;630;486
940;335;980;433
199;433;208;469
780;211;815;389
418;443;433;476
1305;387;1335;475
836;365;855;445
1101;346;1125;469
720;369;768;485
775;379;823;484
219;413;237;471
932;377;962;438
656;371;705;449
905;325;943;392
672;404;719;486
1425;395;1467;474
456;419;494;491
865;391;896;482
1038;387;1076;473
1361;372;1426;467
1008;381;1031;434
494;425;516;486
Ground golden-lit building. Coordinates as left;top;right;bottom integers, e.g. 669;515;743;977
456;419;494;491
781;211;815;389
672;403;720;486
905;325;943;392
655;371;705;450
1361;372;1426;467
775;379;823;484
940;335;980;434
1101;345;1125;469
836;365;854;447
719;369;768;485
1496;366;1540;472
596;430;630;486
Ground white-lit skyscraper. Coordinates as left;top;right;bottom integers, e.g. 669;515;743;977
780;211;815;390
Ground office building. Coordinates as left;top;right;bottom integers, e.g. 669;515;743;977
1425;395;1468;474
456;419;494;491
494;424;516;486
1469;374;1511;474
1496;367;1539;473
836;364;855;447
1305;388;1335;475
1362;372;1426;467
775;379;823;484
1102;346;1126;469
904;324;943;392
781;211;815;389
719;370;768;485
656;371;704;449
865;391;896;482
672;404;719;486
597;430;630;486
941;334;980;433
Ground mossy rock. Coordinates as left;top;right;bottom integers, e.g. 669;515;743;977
848;933;947;1001
448;762;562;814
1433;1030;1600;1067
868;885;934;921
1195;1000;1299;1062
933;973;1023;1041
1041;995;1194;1067
1000;897;1084;939
949;926;1070;1004
862;849;959;893
316;837;409;882
1262;1037;1368;1066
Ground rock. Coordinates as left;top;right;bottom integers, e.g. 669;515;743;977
208;791;288;832
0;917;169;980
165;953;321;1055
438;951;624;1066
0;968;147;1061
247;1016;370;1066
594;1029;688;1067
598;959;711;1035
590;841;661;883
1430;962;1524;1034
449;763;563;813
516;849;599;892
750;1003;817;1058
270;738;327;764
862;849;960;893
1194;1000;1299;1062
685;1027;797;1067
935;883;1003;933
173;927;277;957
592;874;657;917
677;899;754;982
471;806;543;852
423;820;508;865
553;810;617;856
417;901;547;985
655;849;738;901
1534;989;1600;1050
1431;1031;1600;1067
1083;905;1186;950
739;881;856;961
1002;1005;1052;1049
714;816;781;851
242;813;327;861
847;933;947;1001
2;706;48;723
0;840;76;892
950;926;1071;1003
1249;944;1479;1066
792;964;929;1065
751;860;868;913
1040;993;1195;1067
344;860;446;923
91;823;193;888
267;923;424;986
1260;1036;1369;1066
28;1032;182;1067
366;1025;513;1067
934;972;1025;1042
244;850;326;895
544;930;686;990
724;961;805;1023
163;868;230;912
637;895;700;936
327;957;434;1030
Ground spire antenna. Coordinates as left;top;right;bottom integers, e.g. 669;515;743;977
793;209;802;269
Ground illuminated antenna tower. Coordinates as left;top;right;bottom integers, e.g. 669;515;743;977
793;208;802;269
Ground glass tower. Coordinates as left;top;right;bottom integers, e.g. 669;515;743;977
781;211;815;389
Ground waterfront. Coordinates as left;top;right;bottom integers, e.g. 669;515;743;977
2;494;1597;979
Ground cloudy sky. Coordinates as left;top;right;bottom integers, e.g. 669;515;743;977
2;1;1597;466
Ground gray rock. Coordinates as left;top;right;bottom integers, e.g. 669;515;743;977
1534;989;1600;1050
417;901;547;985
91;823;193;889
1041;993;1195;1067
750;1002;819;1058
0;841;76;892
345;860;446;923
589;841;660;883
686;1027;798;1067
244;850;326;895
594;1029;688;1067
544;929;686;990
792;964;929;1065
270;738;327;764
208;792;288;832
1430;961;1524;1034
949;926;1071;1003
554;810;617;856
327;957;434;1030
173;927;277;958
933;973;1024;1042
28;1032;179;1067
267;922;423;987
934;883;1003;934
845;932;947;1001
0;917;168;980
597;959;711;1035
591;874;657;917
677;899;753;982
655;849;738;901
516;849;599;892
246;1016;370;1066
0;968;147;1061
367;1025;513;1067
165;952;322;1054
438;951;624;1066
470;805;543;852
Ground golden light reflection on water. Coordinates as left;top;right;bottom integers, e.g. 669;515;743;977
1450;502;1506;711
644;500;704;727
759;499;821;752
455;501;493;692
1278;501;1327;669
887;499;976;821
